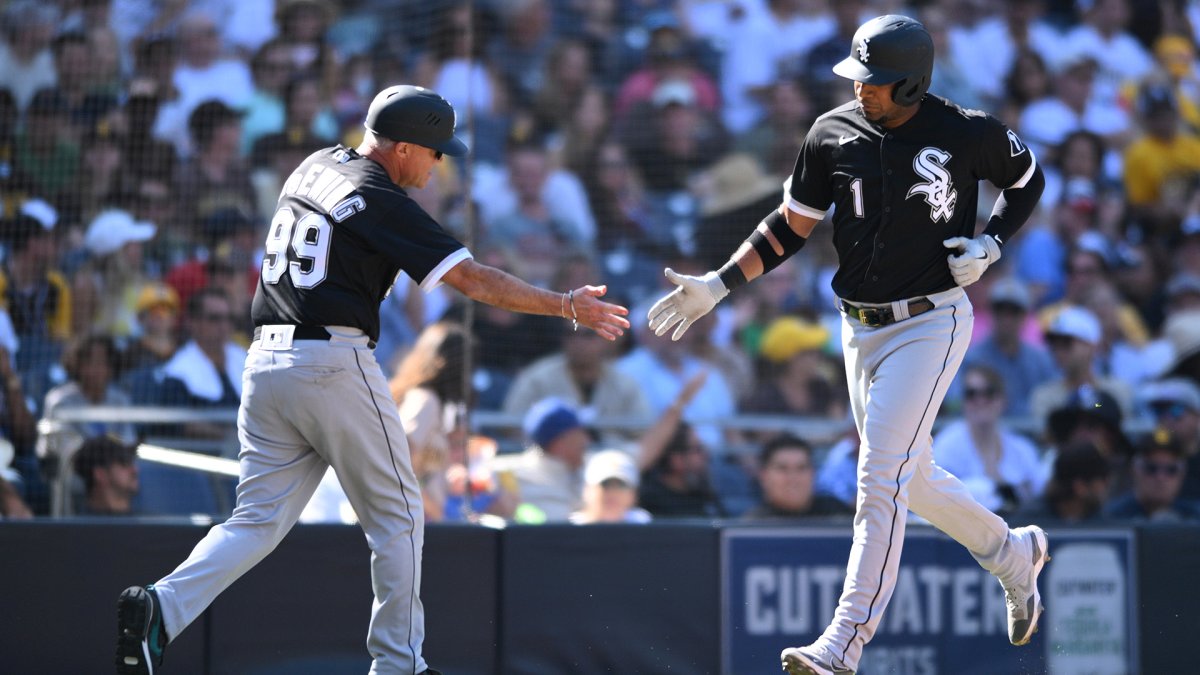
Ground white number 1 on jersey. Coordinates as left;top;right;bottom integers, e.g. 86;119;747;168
262;207;331;289
850;178;865;218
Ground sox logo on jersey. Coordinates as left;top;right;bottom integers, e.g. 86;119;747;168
906;146;957;223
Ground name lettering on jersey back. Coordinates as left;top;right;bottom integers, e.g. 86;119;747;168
905;147;958;223
281;164;358;215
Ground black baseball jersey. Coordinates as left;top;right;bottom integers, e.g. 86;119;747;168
251;145;470;341
787;95;1036;303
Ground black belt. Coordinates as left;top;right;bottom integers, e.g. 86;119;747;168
253;325;376;349
838;298;935;327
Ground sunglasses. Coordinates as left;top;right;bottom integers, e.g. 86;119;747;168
1138;460;1183;477
1150;402;1190;420
1045;334;1078;349
964;387;997;401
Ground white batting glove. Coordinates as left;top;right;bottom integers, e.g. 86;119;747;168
943;235;1002;288
647;268;728;341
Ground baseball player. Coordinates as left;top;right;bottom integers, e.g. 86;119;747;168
114;85;629;675
648;16;1049;675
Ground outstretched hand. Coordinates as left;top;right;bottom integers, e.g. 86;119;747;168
570;285;630;341
647;268;728;341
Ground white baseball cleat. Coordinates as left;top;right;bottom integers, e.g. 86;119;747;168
1003;525;1050;646
780;646;855;675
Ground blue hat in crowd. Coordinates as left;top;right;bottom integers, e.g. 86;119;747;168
523;398;584;449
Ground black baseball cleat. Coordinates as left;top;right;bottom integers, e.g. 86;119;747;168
116;585;168;674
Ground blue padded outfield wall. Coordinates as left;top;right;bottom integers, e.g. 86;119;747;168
1;521;1193;674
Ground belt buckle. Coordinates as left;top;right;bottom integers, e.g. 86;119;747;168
859;307;885;327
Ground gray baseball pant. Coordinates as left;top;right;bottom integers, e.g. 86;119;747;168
151;328;428;675
815;288;1031;672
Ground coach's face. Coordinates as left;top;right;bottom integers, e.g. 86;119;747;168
394;142;443;189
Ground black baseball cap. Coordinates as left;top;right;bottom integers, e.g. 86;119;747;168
364;85;468;157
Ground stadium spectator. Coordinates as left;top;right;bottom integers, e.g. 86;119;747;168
933;365;1046;514
157;10;254;154
43;334;136;446
743;433;852;520
532;38;597;137
741;315;841;421
14;89;81;205
612;11;719;122
1018;52;1130;160
571;448;651;524
503;319;649;447
619;77;728;194
486;0;555;103
1061;0;1155;106
1016;441;1111;523
72;434;139;516
720;0;835;134
962;277;1056;417
121;78;179;185
731;77;812;178
583;139;673;303
1045;385;1134;495
156;288;245;443
118;283;180;376
173;100;257;238
997;48;1053;134
1138;377;1200;500
637;420;724;518
1122;82;1200;237
1148;34;1200;133
273;0;341;101
948;0;1059;107
922;6;986;111
492;397;590;523
0;1;58;113
389;322;471;523
241;39;302;154
1105;429;1200;521
74;120;125;226
617;298;735;451
73;209;157;339
1032;300;1132;425
814;421;861;508
801;0;865;113
480;139;595;269
0;213;71;411
553;84;611;180
1083;280;1174;386
1039;246;1151;355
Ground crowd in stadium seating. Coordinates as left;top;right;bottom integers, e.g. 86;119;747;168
2;0;1200;526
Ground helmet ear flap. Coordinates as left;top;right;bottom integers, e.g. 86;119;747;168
891;71;930;106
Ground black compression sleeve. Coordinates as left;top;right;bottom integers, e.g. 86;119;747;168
748;209;806;274
983;163;1044;247
718;260;748;291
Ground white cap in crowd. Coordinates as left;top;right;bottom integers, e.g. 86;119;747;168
1045;305;1102;345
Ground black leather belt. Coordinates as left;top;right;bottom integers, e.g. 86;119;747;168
253;325;376;349
838;298;935;327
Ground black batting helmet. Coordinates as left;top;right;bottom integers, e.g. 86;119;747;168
832;15;934;107
364;85;469;157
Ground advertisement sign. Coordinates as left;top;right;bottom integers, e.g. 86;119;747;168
721;527;1136;675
